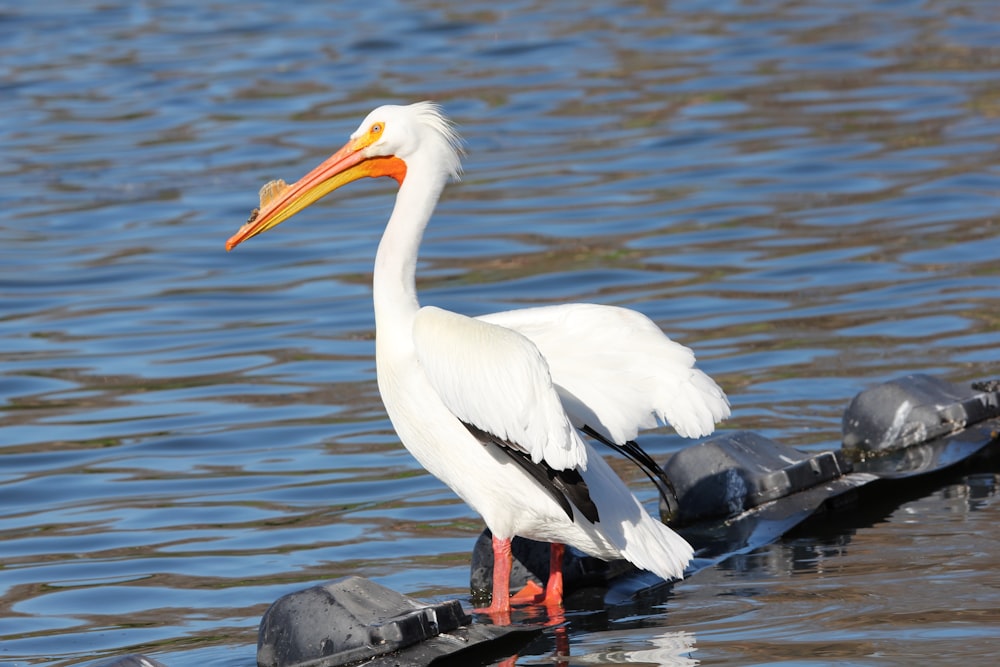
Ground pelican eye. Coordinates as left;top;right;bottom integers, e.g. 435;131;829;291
369;123;383;136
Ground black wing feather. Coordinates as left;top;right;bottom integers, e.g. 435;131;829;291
462;421;600;524
580;424;680;522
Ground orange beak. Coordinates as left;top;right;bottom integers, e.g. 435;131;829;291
226;138;406;251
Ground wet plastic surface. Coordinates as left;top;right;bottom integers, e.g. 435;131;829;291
470;374;1000;598
82;375;1000;667
663;430;851;525
256;577;538;667
843;374;1000;454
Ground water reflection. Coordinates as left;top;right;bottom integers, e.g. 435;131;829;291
561;628;699;666
671;471;1000;664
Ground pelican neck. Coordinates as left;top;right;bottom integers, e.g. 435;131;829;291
372;163;447;329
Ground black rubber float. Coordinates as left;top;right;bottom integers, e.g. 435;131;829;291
255;576;539;667
469;373;1000;598
81;374;1000;667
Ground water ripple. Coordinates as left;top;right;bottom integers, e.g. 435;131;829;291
2;0;1000;665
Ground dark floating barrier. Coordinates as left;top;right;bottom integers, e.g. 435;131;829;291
470;373;1000;597
256;577;539;667
82;374;999;667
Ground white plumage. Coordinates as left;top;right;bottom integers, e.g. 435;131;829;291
414;306;586;471
480;303;730;443
227;102;730;615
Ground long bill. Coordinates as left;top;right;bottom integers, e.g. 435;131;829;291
226;140;407;251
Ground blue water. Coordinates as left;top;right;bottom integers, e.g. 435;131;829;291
3;1;1000;665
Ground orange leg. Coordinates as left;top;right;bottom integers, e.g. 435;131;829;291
479;539;567;624
510;542;566;608
476;535;513;622
541;542;565;607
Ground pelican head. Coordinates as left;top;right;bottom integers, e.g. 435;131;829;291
226;102;462;251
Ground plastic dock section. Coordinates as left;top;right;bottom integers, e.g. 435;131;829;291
85;374;1000;667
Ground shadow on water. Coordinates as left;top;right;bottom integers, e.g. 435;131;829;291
2;0;1000;665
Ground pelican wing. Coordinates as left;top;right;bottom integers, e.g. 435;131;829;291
479;303;730;443
412;306;588;471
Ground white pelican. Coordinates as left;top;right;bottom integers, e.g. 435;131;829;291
226;102;730;616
